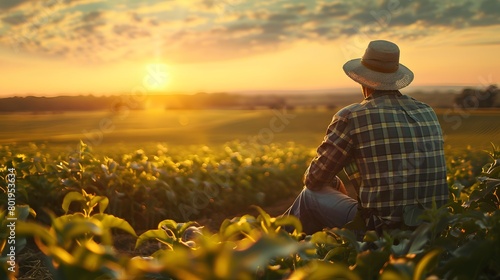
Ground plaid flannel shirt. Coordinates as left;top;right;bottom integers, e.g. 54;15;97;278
304;90;448;222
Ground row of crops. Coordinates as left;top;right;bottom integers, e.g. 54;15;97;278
1;141;499;279
0;141;312;229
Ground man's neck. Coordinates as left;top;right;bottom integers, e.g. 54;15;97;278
362;86;374;98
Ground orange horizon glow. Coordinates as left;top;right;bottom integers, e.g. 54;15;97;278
0;1;499;97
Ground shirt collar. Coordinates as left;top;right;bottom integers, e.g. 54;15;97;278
365;90;402;100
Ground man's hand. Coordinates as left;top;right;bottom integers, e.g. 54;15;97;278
337;179;348;195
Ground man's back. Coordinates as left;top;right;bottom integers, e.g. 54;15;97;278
286;40;448;234
340;91;448;221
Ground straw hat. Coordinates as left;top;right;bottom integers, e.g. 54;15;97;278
343;40;414;90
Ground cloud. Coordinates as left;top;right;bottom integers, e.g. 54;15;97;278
0;0;498;63
75;11;105;34
1;14;28;25
315;1;352;18
82;10;102;22
113;24;151;38
184;15;209;27
0;0;30;11
473;0;500;27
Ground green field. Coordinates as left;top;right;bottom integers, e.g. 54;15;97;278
2;109;500;280
1;108;498;152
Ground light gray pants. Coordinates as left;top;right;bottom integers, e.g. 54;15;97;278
284;187;358;235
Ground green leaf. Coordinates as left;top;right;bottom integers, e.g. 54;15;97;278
73;245;104;272
62;191;85;213
363;230;379;243
52;213;85;233
92;213;136;236
62;219;103;241
406;223;431;255
9;205;34;220
310;231;338;246
47;245;75;266
158;219;178;231
219;219;255;240
391;239;410;256
177;221;199;235
353;249;391;279
450;182;465;199
274;215;303;235
486;161;500;174
441;240;493;279
28;207;37;219
253;205;272;228
478;201;497;212
414;249;442;280
403;205;424;227
329;228;360;252
323;246;348;262
135;229;171;249
15;222;56;246
468;189;484;202
233;235;305;270
90;196;109;214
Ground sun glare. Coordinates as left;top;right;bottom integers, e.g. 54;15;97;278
144;63;171;91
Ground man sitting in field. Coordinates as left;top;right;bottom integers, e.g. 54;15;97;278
285;40;449;235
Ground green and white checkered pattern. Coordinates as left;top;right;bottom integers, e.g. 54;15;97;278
305;90;448;222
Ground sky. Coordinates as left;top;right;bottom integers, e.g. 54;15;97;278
0;0;499;96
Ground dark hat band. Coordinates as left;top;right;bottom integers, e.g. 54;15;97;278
361;58;399;73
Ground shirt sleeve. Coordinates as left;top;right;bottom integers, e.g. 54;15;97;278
304;112;353;191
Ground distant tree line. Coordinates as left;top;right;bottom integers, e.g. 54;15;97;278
454;85;499;109
0;96;118;112
0;93;287;112
0;86;497;113
162;92;286;110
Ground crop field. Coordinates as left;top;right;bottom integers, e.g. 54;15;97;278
1;108;498;151
1;108;499;279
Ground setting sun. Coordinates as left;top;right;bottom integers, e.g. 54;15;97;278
143;63;171;92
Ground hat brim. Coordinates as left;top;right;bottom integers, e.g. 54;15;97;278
343;59;414;90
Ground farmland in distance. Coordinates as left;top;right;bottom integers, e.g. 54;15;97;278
0;108;498;152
